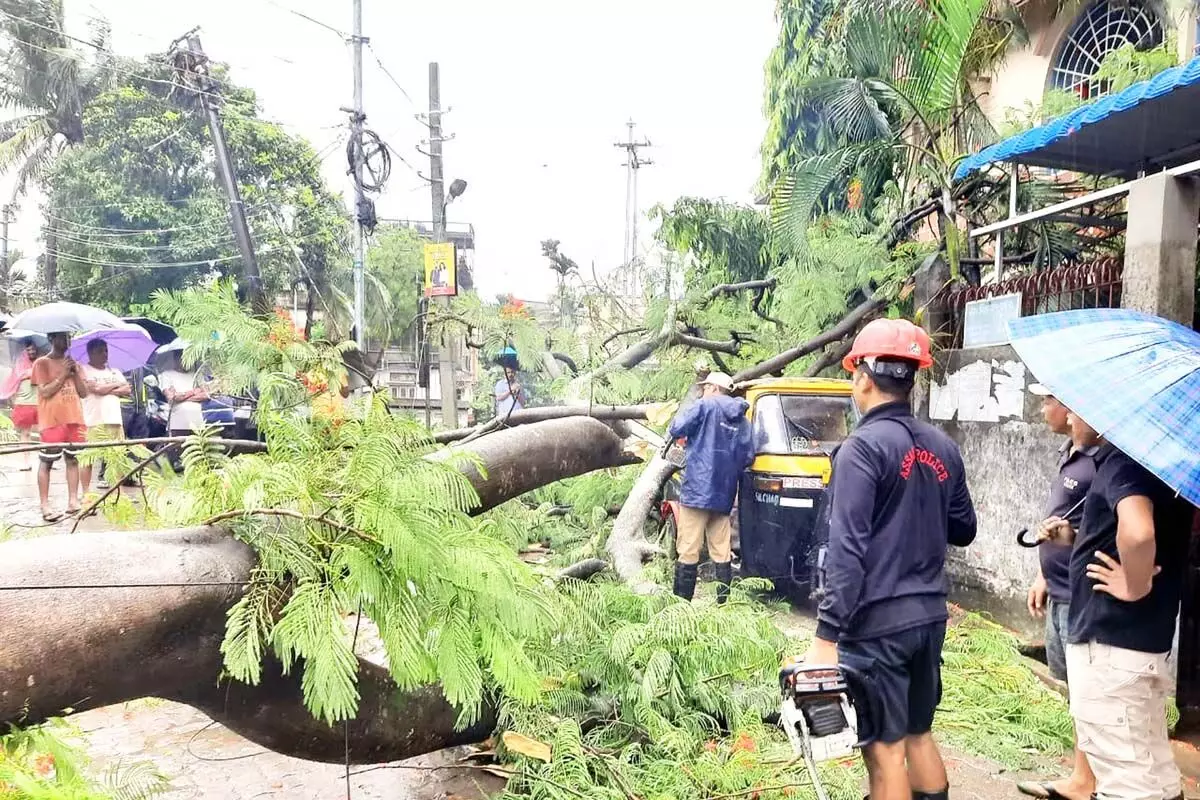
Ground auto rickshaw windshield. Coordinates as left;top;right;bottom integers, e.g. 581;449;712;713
752;393;857;456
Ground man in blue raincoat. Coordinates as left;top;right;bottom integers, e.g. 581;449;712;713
667;371;754;604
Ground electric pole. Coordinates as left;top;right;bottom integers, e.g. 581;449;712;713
614;119;652;297
1;204;10;278
428;62;458;428
350;0;367;351
171;32;266;314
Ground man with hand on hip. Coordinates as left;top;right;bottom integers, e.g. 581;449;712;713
1018;386;1099;800
1040;411;1190;800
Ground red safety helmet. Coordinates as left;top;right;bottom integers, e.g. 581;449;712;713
842;318;933;372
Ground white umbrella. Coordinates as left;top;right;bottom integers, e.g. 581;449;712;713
8;302;124;335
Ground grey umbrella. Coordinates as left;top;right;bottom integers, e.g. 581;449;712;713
7;302;124;335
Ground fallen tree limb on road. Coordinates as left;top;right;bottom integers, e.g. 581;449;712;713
0;416;638;763
433;404;652;444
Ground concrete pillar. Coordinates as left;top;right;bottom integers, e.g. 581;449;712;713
1121;171;1199;326
1177;4;1197;64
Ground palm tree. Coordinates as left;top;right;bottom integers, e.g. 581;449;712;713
0;0;113;287
769;0;1022;273
541;239;579;327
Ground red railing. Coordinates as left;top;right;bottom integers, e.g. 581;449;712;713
939;258;1123;349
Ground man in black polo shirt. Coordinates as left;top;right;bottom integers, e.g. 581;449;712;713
1042;413;1191;800
1019;386;1098;800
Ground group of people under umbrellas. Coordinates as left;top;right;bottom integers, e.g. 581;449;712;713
665;309;1199;800
0;302;213;522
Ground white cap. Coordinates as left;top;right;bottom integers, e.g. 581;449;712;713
1028;382;1054;397
702;371;734;392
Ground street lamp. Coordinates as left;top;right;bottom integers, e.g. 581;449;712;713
444;178;468;212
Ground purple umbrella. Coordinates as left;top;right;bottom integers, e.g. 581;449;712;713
68;324;157;372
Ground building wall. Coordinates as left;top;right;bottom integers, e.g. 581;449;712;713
979;0;1072;124
981;0;1198;127
918;344;1063;637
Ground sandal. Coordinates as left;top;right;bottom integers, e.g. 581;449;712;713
1015;782;1084;800
41;511;63;523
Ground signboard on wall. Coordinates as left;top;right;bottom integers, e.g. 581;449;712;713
423;242;457;297
962;292;1022;349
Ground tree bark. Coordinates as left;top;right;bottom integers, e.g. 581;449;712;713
606;452;677;591
702;278;777;303
442;417;639;512
0;415;638;763
433;405;651;444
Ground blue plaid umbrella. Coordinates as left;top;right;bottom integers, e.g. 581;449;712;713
1007;308;1200;507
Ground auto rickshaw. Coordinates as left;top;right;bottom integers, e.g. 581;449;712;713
659;376;858;603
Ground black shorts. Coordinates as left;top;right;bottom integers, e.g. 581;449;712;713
838;621;946;744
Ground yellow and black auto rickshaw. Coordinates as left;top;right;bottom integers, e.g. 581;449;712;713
659;377;858;603
738;377;857;602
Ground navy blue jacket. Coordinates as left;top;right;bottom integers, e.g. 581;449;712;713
816;402;976;643
668;393;754;514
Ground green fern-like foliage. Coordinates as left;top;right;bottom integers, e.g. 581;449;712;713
497;580;868;800
0;721;168;800
143;285;556;725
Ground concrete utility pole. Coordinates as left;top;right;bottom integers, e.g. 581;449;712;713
428;62;458;428
614;119;652;296
350;0;367;350
0;204;10;277
173;33;266;314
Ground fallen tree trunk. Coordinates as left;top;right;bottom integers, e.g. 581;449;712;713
0;416;638;763
606;452;677;591
433;404;651;444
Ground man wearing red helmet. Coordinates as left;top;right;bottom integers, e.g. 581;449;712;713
804;318;977;800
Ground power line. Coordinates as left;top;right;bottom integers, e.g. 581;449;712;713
263;0;349;38
365;42;417;110
0;11;254;113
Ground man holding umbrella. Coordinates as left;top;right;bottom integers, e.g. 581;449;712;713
7;301;137;519
31;332;88;521
1018;384;1099;800
1008;308;1200;800
1036;412;1191;800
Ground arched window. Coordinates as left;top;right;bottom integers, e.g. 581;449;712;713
1051;0;1163;99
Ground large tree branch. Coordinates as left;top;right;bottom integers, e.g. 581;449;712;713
672;332;742;356
732;292;888;382
0;416;639;763
804;338;854;377
702;278;777;303
433;405;652;444
701;278;783;328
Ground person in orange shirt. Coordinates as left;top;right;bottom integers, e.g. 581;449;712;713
31;332;88;521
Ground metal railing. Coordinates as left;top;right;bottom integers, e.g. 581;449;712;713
939;258;1123;349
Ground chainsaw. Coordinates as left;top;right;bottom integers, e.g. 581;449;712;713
778;660;861;800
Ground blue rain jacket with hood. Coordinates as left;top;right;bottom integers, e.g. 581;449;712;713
668;393;754;513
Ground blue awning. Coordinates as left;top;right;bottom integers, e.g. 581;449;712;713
955;55;1200;181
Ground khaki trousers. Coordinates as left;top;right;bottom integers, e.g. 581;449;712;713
675;505;732;565
1066;641;1181;800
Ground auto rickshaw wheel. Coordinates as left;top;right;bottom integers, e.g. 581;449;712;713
655;514;678;561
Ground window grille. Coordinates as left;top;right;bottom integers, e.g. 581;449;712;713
1051;0;1163;99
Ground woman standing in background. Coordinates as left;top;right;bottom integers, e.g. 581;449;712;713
1;339;43;472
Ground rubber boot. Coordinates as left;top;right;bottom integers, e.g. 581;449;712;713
714;561;733;605
912;789;949;800
673;562;698;601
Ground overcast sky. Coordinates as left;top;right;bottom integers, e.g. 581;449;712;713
4;0;777;302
